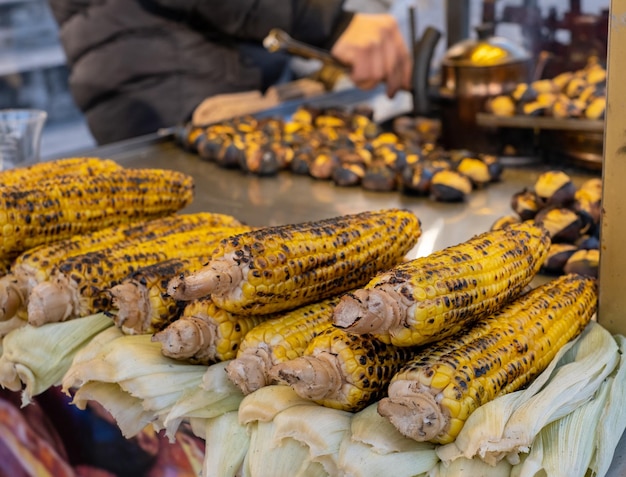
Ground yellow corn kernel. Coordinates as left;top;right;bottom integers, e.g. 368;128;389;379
269;327;418;412
152;297;268;364
333;221;551;347
224;296;341;395
168;209;421;315
377;273;597;444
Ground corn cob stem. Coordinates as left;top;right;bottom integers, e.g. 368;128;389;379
270;327;416;411
167;209;421;315
152;298;267;364
168;258;239;300
333;221;550;347
377;273;597;444
0;276;23;321
225;296;340;395
108;256;214;335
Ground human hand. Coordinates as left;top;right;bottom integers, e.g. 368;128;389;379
330;13;412;97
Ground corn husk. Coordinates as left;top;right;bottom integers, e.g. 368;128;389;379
437;321;620;465
243;419;319;477
71;381;155;438
0;313;113;405
163;361;244;440
590;335;626;477
337;437;437;477
428;456;512;477
0;315;26;340
512;377;611;477
202;411;250;477
335;403;438;477
62;332;207;433
238;384;312;425
272;404;351;475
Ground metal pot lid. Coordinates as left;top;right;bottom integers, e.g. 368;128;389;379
443;26;531;67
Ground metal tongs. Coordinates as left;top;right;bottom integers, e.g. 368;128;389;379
263;28;349;70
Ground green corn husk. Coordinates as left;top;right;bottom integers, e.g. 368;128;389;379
202;411;250;477
0;313;113;405
428;456;512;477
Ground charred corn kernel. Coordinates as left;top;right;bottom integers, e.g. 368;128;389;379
0;157;122;187
167;209;421;315
26;223;252;326
0;167;195;272
333;221;550;347
152;297;268;364
224;296;341;395
377;273;597;444
270;327;417;412
0;212;242;321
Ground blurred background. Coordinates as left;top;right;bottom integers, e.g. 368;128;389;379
0;0;609;158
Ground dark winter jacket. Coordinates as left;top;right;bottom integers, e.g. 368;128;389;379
48;0;352;144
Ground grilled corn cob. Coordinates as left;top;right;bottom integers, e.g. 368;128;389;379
332;221;550;347
377;273;597;445
152;297;268;364
0;157;122;186
270;327;417;412
167;208;421;314
0;212;241;321
26;224;251;326
108;257;211;335
0;167;195;273
225;296;341;395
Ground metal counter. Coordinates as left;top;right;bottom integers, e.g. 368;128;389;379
92;136;596;257
66;133;626;476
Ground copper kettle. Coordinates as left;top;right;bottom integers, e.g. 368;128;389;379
420;24;533;153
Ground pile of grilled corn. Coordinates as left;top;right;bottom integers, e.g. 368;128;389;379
178;105;503;201
492;169;601;277
0;159;620;476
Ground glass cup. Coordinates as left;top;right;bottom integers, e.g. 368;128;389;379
0;109;48;171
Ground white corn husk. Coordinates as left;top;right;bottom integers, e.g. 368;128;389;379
337;437;438;477
428;456;512;477
62;326;125;392
71;380;155;438
164;361;244;440
350;403;436;455
589;335;626;477
202;411;250;477
0;313;113;405
438;321;619;465
238;384;312;425
338;404;439;477
272;404;351;475
244;420;318;477
514;377;611;477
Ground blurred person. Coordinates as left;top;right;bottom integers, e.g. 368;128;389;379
47;0;412;145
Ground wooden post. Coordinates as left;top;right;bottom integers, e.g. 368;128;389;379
598;0;626;334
